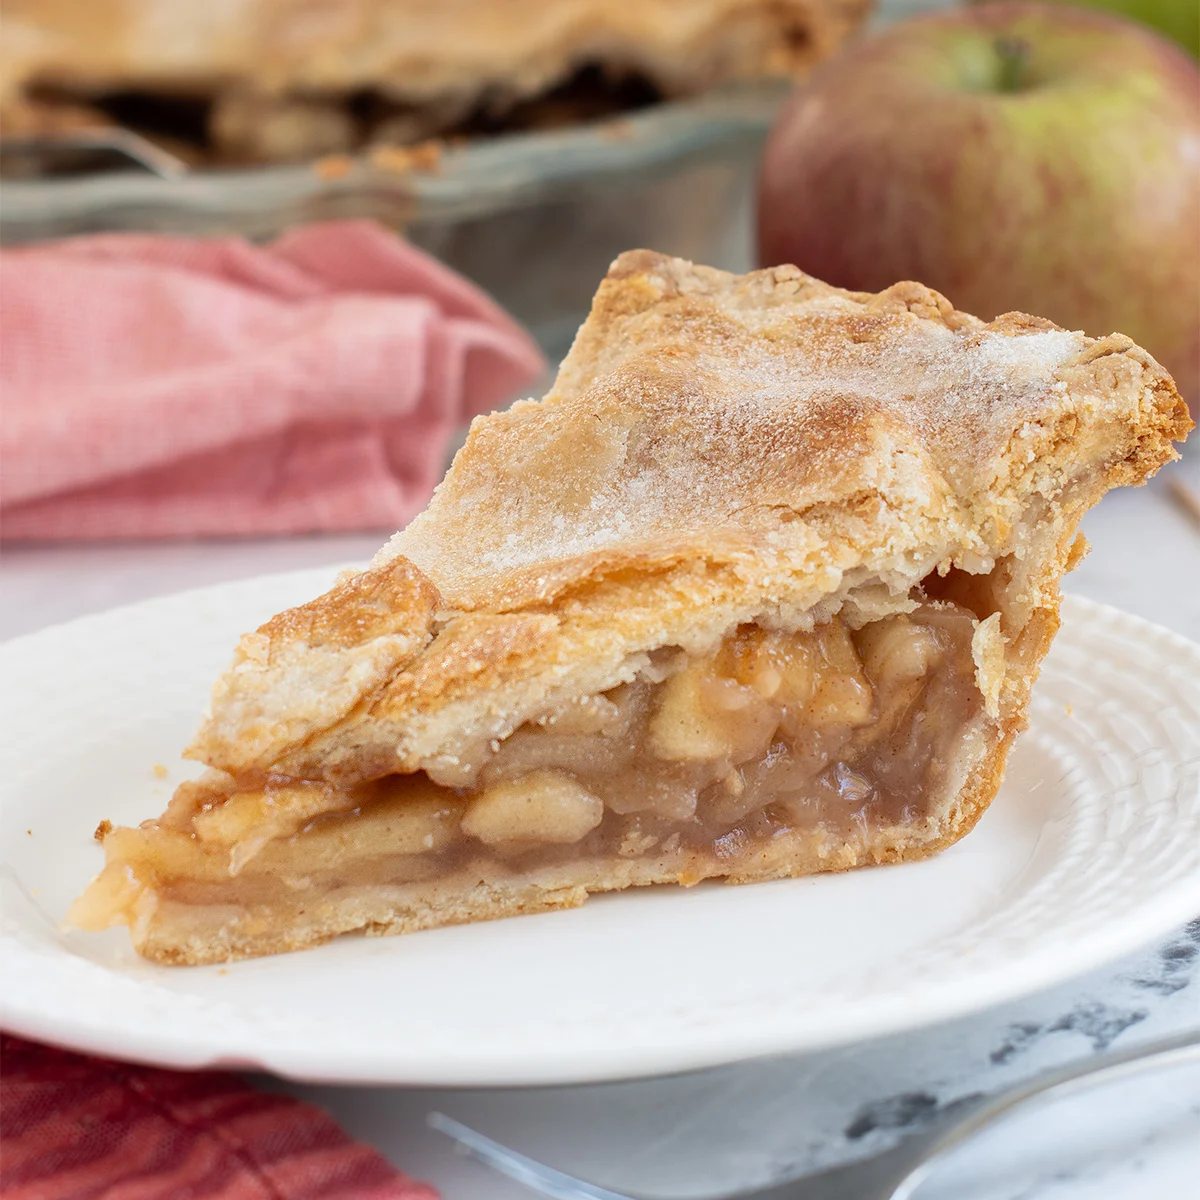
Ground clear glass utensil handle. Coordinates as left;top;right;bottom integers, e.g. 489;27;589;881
430;1028;1200;1200
889;1027;1200;1200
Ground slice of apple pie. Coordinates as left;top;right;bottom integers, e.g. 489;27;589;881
70;251;1191;963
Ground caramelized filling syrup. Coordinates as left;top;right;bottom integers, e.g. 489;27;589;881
73;603;982;924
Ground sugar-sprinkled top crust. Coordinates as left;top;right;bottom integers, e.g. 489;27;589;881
191;250;1189;780
379;250;1186;610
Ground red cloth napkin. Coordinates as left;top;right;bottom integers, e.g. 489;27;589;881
0;1034;438;1199
0;220;546;540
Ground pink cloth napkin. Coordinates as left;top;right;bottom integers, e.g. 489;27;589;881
0;220;546;540
0;1034;438;1199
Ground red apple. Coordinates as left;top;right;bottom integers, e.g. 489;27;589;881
758;2;1200;407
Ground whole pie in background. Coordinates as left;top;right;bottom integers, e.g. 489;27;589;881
0;0;873;165
68;250;1191;964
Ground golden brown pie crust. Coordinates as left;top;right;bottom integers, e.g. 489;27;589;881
1;0;871;160
71;251;1191;963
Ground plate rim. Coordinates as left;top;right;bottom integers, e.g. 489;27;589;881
2;574;1198;1086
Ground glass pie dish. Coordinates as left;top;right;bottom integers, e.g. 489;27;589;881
0;82;784;359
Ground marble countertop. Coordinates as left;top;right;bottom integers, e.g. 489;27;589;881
2;455;1198;1199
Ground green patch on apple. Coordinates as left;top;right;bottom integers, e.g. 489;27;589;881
1036;0;1198;58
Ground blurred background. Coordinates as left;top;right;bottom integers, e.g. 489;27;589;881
1;0;1195;625
3;0;1196;361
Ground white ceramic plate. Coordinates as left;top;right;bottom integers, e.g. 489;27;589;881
2;571;1198;1086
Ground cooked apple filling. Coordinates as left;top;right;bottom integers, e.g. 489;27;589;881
72;601;983;939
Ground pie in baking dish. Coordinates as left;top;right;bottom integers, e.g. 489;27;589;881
69;251;1191;963
0;0;871;165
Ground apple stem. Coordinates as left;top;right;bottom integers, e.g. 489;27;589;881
995;36;1031;92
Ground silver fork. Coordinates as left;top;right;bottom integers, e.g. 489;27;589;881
430;1028;1200;1200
